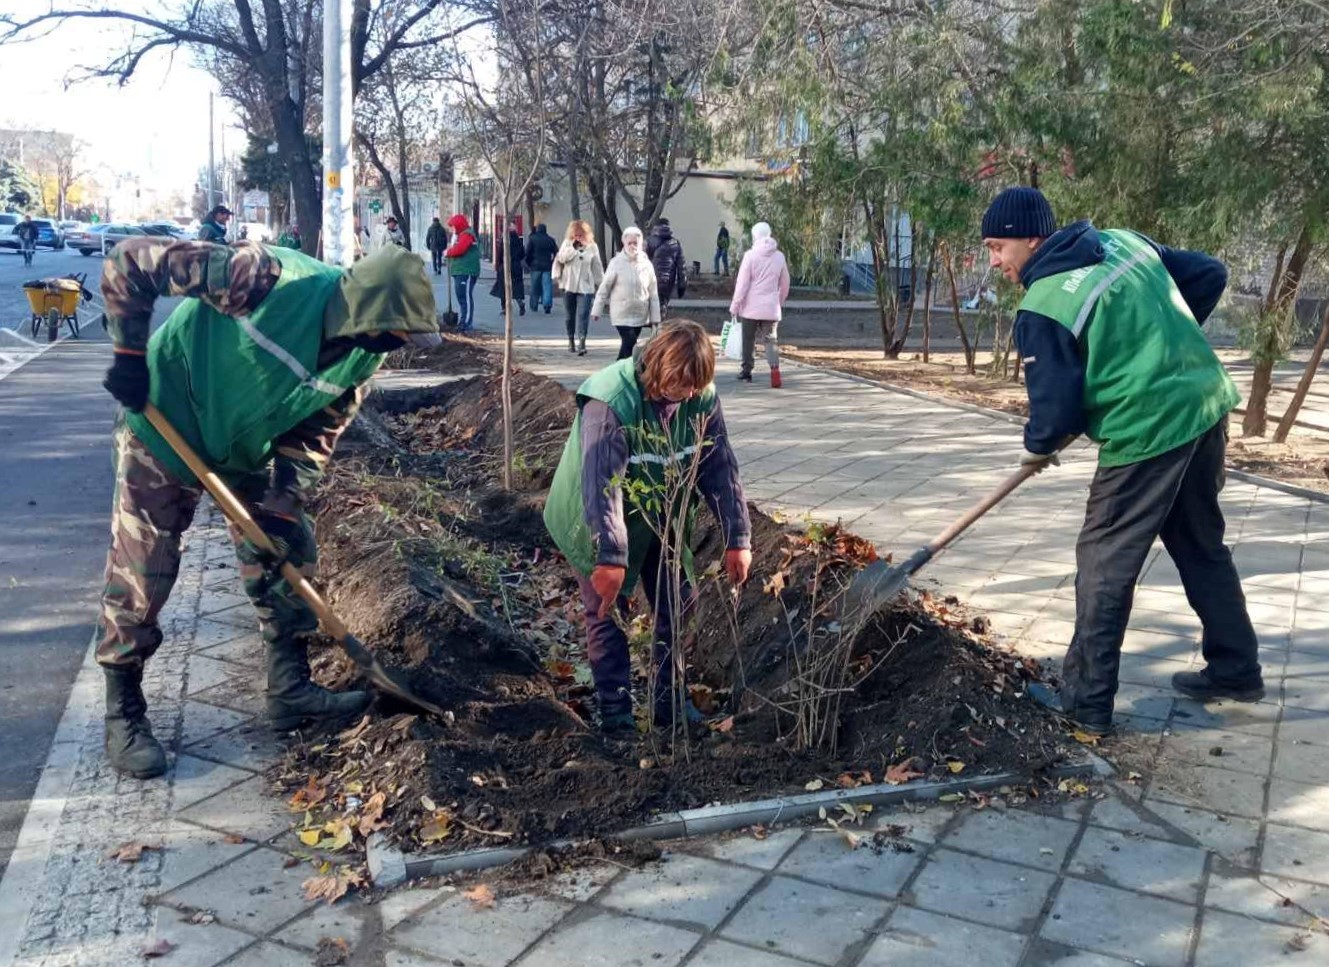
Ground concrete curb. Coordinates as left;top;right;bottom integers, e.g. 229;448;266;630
786;357;1329;505
368;757;1105;885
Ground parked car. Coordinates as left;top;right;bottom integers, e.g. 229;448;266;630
0;212;19;250
69;223;147;256
32;219;64;249
139;221;189;239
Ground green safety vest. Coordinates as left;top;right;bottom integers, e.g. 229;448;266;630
543;358;717;588
447;231;482;277
1019;229;1239;467
125;247;383;485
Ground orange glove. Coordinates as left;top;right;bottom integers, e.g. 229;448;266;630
590;564;627;618
725;548;752;586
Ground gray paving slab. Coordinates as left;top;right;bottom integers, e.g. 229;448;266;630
860;906;1026;966
906;848;1057;932
1039;878;1195;966
683;938;808;967
391;893;572;966
1261;823;1329;884
719;875;889;966
1141;801;1261;867
272;897;369;950
516;909;700;967
156;819;257;894
1021;940;1135;966
683;827;804;870
775;832;922;899
1149;762;1269;819
1163;723;1275;777
1266;777;1329;832
143;919;256;967
1203;867;1329;928
222;941;313;967
598;850;762;929
939;808;1080;872
1195;907;1329;965
162;846;314;934
175;775;294;841
1068;825;1207;902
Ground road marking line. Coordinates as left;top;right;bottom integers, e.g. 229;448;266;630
0;628;101;967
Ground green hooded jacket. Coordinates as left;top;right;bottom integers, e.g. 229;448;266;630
126;245;437;484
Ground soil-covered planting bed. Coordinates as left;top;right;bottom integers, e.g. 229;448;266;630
274;334;1078;863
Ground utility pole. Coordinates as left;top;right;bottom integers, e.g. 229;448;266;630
208;93;216;211
322;0;355;266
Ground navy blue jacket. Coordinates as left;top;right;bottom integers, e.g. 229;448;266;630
1015;220;1228;454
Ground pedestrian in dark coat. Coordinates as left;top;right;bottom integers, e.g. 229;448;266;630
524;223;559;313
490;223;527;315
425;216;447;275
645;219;686;315
980;186;1261;735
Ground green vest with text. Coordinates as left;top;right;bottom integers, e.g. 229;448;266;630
448;230;482;277
124;247;383;485
1019;229;1239;467
543;359;718;588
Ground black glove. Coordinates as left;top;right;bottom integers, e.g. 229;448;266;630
103;353;150;412
237;510;314;583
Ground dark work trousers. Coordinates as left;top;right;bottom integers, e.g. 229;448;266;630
563;292;592;348
430;249;443;274
577;540;697;717
1061;419;1262;726
739;318;779;377
615;325;646;360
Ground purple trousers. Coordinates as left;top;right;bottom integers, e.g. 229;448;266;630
578;541;697;717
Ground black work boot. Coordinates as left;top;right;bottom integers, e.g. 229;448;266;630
104;664;168;779
1172;669;1265;703
267;637;371;732
1026;682;1112;736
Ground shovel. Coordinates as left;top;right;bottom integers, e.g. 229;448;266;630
142;403;451;721
441;262;459;328
840;463;1042;632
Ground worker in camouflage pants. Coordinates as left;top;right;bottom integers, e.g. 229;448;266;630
97;236;441;780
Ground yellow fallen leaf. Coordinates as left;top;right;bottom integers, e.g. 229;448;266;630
298;829;322;847
419;811;453;844
947;760;965;774
463;883;497;909
804;778;824;791
1072;730;1101;746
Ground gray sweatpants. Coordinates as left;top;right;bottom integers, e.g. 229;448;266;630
740;318;779;376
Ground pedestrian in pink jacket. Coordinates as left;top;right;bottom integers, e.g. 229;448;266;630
729;222;791;387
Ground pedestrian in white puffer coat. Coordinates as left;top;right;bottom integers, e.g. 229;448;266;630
593;226;662;360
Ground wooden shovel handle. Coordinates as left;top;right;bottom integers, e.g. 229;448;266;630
925;464;1040;556
142;403;351;641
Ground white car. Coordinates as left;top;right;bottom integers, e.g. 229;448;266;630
0;212;19;250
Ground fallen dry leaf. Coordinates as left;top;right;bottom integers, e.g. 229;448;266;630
222;834;247;845
302;868;366;905
1072;730;1102;746
357;791;389;838
688;683;717;714
419;811;453;844
141;938;176;959
183;909;216;925
885;759;924;785
750;824;768;840
836;770;873;789
106;841;162;864
463;883;497;909
711;715;735;734
947;760;966;775
804;778;825;792
763;570;788;596
288;778;329;811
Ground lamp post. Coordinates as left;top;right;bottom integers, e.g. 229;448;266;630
322;0;355;266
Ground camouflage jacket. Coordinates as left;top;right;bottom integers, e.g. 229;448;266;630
103;238;365;517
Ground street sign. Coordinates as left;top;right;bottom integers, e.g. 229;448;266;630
369;200;382;214
89;214;101;223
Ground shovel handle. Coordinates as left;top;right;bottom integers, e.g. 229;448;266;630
925;464;1040;557
142;403;351;641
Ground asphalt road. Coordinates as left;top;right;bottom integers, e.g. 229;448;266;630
0;244;176;879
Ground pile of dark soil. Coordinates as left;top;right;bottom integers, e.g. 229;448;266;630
274;342;1076;861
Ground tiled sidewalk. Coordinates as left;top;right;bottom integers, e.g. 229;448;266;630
2;307;1328;965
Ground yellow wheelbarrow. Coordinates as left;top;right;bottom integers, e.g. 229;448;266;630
23;275;90;342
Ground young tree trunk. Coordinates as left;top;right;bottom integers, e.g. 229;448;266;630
921;239;936;363
865;200;897;357
891;233;921;356
1244;223;1314;436
272;98;321;255
942;244;975;374
1274;297;1329;443
500;202;515;489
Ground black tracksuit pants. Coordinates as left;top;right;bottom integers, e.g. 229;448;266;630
1061;419;1262;726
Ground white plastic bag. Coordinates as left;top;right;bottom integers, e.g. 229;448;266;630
722;316;743;360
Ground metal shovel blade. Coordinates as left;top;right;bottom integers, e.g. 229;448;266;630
841;558;913;628
339;631;452;720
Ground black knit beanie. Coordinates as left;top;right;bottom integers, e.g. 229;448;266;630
981;187;1056;239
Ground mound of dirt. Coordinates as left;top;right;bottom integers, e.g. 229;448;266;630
275;343;1077;860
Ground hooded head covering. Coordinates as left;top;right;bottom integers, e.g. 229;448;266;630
323;245;441;349
752;222;772;241
446;214;470;233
